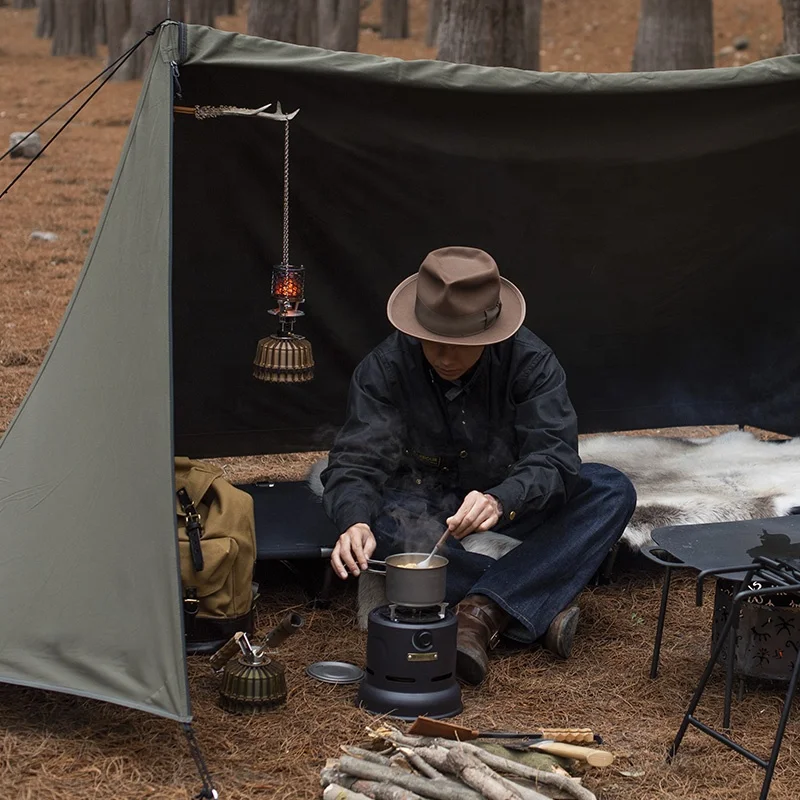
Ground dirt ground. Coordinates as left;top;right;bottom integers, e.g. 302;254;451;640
1;2;797;799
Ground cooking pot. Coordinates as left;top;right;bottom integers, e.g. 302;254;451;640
367;552;448;608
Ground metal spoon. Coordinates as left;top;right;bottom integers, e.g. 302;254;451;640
417;528;451;568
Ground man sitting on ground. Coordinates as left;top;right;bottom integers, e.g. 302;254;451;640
321;246;636;684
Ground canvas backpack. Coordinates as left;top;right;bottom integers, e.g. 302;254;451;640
175;457;257;654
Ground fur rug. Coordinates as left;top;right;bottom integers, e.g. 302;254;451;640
580;430;800;550
307;431;800;628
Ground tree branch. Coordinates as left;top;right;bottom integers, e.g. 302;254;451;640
324;783;374;800
446;746;523;799
338;754;484;800
321;767;429;799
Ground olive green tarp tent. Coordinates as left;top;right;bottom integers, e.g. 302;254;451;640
1;22;800;722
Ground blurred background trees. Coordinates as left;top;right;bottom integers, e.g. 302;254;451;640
783;0;800;51
632;0;714;70
437;0;542;68
7;0;798;78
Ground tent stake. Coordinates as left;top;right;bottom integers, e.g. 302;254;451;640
181;723;219;799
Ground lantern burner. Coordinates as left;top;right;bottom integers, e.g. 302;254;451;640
269;264;306;319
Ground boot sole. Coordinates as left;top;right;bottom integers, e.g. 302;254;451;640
544;606;580;659
456;647;488;685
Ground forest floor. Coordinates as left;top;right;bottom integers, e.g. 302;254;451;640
0;2;797;799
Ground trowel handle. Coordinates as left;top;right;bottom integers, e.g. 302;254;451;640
530;741;614;767
479;728;595;743
538;728;596;744
208;631;245;671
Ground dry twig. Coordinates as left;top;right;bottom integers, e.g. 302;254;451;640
446;746;523;800
494;776;552;800
397;745;446;780
321;768;427;799
324;783;374;800
342;746;395;766
338;754;484;800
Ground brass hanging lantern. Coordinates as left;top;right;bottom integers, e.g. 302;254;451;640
253;109;314;383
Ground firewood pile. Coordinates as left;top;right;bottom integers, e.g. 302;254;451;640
319;725;598;800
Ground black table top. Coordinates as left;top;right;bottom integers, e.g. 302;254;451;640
650;515;800;577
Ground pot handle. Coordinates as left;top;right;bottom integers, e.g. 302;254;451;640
366;559;386;575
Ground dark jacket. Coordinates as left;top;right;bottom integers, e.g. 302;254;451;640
320;328;581;535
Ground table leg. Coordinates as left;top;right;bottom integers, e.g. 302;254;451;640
650;566;672;679
669;593;740;761
759;651;800;800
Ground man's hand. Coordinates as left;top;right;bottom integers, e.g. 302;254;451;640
446;492;502;540
331;523;376;579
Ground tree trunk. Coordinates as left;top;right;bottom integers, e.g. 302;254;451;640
187;0;215;25
524;0;541;69
12;0;37;9
52;0;96;56
115;0;162;80
425;0;441;47
103;0;130;64
381;0;407;39
296;0;318;45
247;0;297;42
632;0;713;71
783;0;800;53
37;0;55;37
318;0;360;51
95;0;107;44
438;0;540;69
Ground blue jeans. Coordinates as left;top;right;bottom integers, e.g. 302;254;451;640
372;463;637;642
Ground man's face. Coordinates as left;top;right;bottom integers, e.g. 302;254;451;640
420;340;485;381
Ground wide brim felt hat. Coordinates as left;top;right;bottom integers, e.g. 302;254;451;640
386;247;526;346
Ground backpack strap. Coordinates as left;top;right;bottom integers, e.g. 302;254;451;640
177;487;205;572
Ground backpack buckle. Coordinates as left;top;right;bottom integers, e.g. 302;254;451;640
184;588;200;615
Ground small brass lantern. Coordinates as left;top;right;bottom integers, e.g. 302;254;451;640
253;108;314;383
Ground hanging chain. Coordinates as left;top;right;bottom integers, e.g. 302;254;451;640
282;117;290;266
167;0;172;19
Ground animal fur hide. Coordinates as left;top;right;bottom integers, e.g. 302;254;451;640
307;431;800;628
580;430;800;551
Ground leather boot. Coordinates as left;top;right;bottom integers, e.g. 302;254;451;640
455;594;510;685
542;605;580;659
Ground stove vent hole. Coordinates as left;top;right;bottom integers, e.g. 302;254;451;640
386;675;416;683
431;673;453;682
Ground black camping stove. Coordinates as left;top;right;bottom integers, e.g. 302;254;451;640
357;603;462;720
